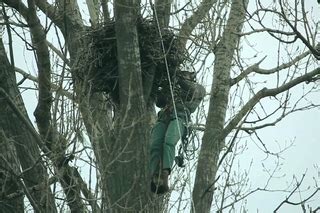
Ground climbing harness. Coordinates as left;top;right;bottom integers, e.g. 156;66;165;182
175;116;200;168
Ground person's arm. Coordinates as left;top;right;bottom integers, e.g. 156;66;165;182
178;77;195;93
178;79;206;113
155;87;168;108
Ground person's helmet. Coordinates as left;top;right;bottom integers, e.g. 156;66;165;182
180;70;196;81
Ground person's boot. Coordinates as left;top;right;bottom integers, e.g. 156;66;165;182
160;169;169;193
150;170;169;194
151;173;162;193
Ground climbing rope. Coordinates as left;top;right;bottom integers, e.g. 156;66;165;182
153;6;200;168
153;6;184;142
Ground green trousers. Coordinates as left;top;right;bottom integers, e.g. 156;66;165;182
150;112;186;175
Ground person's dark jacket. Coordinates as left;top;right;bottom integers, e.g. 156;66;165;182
155;77;206;115
178;78;206;113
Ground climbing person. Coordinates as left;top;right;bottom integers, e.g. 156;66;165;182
149;70;206;194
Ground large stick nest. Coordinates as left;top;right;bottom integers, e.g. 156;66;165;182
75;19;186;100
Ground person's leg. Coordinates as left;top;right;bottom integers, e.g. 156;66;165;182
150;121;167;176
162;118;186;172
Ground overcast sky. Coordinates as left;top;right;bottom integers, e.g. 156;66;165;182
228;1;320;212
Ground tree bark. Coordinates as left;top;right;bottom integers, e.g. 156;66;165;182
154;0;172;28
0;131;24;213
26;0;52;146
177;0;218;49
98;0;151;211
192;0;249;212
0;36;57;213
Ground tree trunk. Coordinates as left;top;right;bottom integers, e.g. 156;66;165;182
0;36;57;212
0;131;23;213
154;0;172;28
192;0;249;212
100;1;151;211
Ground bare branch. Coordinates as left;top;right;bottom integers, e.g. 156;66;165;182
221;67;320;142
0;88;97;211
15;67;74;100
278;0;320;60
0;88;50;153
26;0;53;142
1;176;58;200
47;40;70;65
101;0;110;22
177;0;217;49
238;27;296;37
86;0;99;26
274;174;320;212
231;51;311;85
1;5;15;68
154;0;171;28
35;0;83;36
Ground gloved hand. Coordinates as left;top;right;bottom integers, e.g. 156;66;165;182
155;87;168;108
